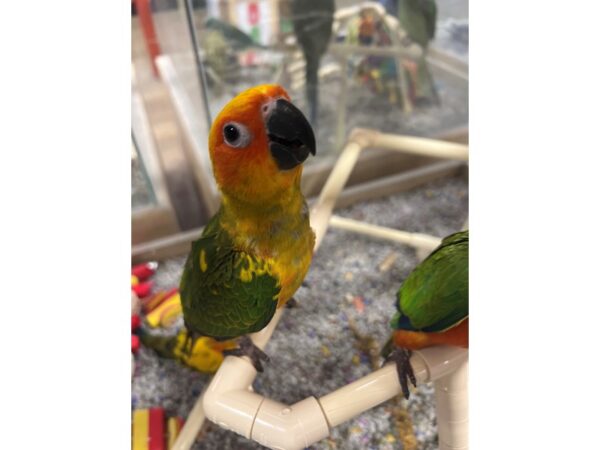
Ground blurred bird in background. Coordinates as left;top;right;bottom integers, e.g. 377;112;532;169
397;0;440;105
290;0;335;127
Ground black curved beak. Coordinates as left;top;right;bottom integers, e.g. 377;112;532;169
266;99;316;171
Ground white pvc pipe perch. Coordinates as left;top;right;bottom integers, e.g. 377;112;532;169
435;355;469;450
329;215;442;251
172;129;469;450
202;346;467;450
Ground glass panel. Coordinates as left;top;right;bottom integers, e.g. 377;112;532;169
131;134;158;210
137;0;468;220
177;0;468;164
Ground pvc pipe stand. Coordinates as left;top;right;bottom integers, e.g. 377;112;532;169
174;129;469;450
434;357;468;450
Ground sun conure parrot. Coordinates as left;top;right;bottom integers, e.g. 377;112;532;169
180;85;316;372
290;0;335;126
383;229;468;399
397;0;440;105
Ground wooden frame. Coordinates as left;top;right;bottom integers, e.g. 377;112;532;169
132;72;180;245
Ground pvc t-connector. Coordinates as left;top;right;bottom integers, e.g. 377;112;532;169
434;357;468;450
413;346;467;381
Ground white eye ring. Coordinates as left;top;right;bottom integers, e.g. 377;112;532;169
222;122;251;148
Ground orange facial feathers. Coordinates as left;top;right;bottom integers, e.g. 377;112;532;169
208;85;303;205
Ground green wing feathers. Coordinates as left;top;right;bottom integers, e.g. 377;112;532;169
180;214;281;339
394;230;468;332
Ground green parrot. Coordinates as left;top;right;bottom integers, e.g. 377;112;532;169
179;85;316;372
204;17;266;51
383;229;468;398
398;0;440;105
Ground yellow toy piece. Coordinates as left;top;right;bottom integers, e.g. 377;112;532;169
145;293;182;328
166;417;183;449
131;275;139;286
132;409;149;450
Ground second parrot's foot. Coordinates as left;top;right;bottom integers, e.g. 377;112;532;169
223;335;270;373
386;348;417;400
285;297;298;309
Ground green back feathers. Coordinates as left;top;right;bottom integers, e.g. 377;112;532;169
393;230;468;333
180;211;280;340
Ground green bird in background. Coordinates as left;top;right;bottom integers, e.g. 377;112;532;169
291;0;335;126
398;0;440;105
204;17;267;51
383;230;468;399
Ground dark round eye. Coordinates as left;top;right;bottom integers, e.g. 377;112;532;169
222;122;250;148
224;125;239;142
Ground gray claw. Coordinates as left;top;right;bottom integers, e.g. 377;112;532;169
223;335;270;373
389;348;417;399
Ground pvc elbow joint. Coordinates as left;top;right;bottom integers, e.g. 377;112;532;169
251;397;330;450
203;356;330;450
413;346;468;381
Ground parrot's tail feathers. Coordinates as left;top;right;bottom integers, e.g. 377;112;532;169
138;329;178;359
305;56;321;125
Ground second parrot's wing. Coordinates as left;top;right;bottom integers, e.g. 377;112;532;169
396;230;468;332
180;215;281;339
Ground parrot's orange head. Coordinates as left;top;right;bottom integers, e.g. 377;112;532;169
208;84;316;204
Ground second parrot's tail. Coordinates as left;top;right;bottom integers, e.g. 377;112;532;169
305;54;321;126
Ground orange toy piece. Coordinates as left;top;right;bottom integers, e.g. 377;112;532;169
145;293;182;328
142;288;178;313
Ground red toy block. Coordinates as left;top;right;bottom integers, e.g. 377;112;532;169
148;408;165;450
132;262;158;281
132;281;153;298
132;335;140;353
132;314;141;331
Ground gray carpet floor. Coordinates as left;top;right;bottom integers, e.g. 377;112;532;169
132;172;468;449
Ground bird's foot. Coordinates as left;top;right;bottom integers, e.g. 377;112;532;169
285;297;298;309
384;348;417;400
223;335;270;372
182;327;201;356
